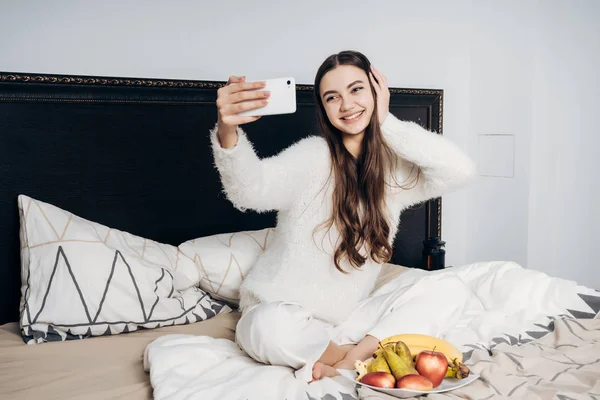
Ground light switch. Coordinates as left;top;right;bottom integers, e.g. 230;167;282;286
477;134;514;178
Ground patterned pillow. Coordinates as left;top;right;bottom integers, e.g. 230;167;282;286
177;228;274;304
18;195;231;344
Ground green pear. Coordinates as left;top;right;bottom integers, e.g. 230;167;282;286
395;341;413;366
383;346;418;381
368;355;391;374
372;342;395;359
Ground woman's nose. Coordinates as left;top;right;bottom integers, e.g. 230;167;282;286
340;98;354;112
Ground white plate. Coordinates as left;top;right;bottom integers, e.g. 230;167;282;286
337;369;479;399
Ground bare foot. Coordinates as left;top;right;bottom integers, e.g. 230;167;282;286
311;361;340;382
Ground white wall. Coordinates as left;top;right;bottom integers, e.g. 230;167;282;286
528;0;600;286
465;0;600;288
465;1;535;268
1;0;598;287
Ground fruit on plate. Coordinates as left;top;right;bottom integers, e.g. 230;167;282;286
372;341;414;366
360;372;396;388
353;337;472;390
415;349;448;387
382;345;418;380
394;340;413;365
445;358;471;379
396;374;434;390
371;342;396;360
355;360;369;382
367;354;392;374
380;334;463;363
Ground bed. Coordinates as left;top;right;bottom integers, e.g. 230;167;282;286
0;71;440;398
1;72;598;400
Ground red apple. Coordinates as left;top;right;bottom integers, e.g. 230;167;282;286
415;350;449;387
396;374;433;390
360;372;396;388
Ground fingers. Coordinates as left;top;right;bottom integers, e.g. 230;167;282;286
369;72;381;93
217;76;268;112
226;75;245;86
219;78;266;102
231;98;269;114
220;98;269;120
369;65;380;88
227;80;267;95
370;65;388;89
369;71;381;94
217;76;267;128
228;89;270;104
373;65;386;85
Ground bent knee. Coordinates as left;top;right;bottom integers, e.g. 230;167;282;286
236;302;308;349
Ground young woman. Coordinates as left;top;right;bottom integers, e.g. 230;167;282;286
210;50;476;382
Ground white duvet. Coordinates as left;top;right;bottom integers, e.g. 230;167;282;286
143;261;599;400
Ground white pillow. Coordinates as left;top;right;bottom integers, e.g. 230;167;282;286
18;195;231;344
177;228;274;304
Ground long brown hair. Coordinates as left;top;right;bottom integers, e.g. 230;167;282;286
314;50;419;273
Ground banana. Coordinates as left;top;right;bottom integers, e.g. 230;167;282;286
380;334;463;363
445;358;470;379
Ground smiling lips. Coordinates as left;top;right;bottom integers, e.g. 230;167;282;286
341;110;365;124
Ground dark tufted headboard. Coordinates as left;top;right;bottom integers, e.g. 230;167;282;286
0;72;444;324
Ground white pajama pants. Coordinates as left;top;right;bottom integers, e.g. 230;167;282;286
235;271;474;382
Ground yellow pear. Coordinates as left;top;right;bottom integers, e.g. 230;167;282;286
395;341;413;366
372;342;395;359
368;355;391;374
383;346;418;381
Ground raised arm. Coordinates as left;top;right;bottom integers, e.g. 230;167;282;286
211;75;305;212
368;66;476;205
380;113;476;205
210;125;322;212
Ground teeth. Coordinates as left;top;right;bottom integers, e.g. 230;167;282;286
343;111;363;120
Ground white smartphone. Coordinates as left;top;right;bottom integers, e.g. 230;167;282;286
238;77;296;117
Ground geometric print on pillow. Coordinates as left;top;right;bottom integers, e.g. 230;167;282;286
177;228;274;305
18;195;231;344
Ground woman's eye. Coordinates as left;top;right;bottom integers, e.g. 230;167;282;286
326;96;336;102
352;86;363;93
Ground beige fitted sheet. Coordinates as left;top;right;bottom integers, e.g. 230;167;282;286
0;311;241;400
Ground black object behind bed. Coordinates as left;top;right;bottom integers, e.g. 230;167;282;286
0;72;444;325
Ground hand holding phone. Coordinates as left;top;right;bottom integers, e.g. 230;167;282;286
216;76;296;148
217;76;268;128
217;76;296;126
237;77;296;117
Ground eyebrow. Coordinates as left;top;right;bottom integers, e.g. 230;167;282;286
321;80;364;99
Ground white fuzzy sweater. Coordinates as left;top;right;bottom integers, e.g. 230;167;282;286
210;113;476;324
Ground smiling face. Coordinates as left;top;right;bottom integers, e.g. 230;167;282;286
319;64;375;137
